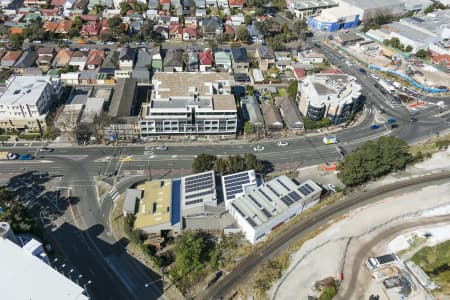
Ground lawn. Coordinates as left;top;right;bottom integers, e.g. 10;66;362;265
411;240;450;295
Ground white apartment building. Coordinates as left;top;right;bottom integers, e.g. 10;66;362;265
297;73;362;125
0;75;61;132
228;176;322;244
139;72;238;138
287;0;338;19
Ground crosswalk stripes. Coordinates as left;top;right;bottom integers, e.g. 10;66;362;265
108;187;120;202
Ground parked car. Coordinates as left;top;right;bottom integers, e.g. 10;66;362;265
359;67;366;73
327;184;336;193
386;118;397;124
370;74;379;80
370;124;380;130
277;141;289;147
18;154;33;160
39;147;54;152
253;145;265;152
155;145;168;150
80;47;89;52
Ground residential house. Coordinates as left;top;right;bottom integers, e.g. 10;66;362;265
118;47;137;69
231;47;249;74
1;51;22;69
199;50;213;72
51;0;66;6
248;22;263;43
240;95;264;130
431;53;450;70
43;21;58;32
274;51;292;71
13;51;38;74
154;25;169;40
163;48;183;72
80;22;101;37
186;50;199;72
86;50;105;70
230;14;245;26
183;0;194;8
52;49;72;68
196;8;207;17
55;20;73;34
40;8;59;18
169;23;183;40
255;45;275;71
205;0;216;7
203;16;223;39
61;72;80;85
217;0;228;8
160;0;170;10
228;0;245;9
261;103;283;131
183;25;197;41
215;51;231;72
148;0;159;9
185;16;197;26
297;50;325;64
151;47;163;73
224;25;234;41
195;0;205;8
79;70;97;84
69;51;88;71
275;96;304;132
132;47;152;85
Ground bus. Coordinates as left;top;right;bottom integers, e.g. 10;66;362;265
323;134;338;145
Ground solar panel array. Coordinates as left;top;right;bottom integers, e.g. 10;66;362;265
185;199;203;206
223;172;251;200
184;172;214;194
246;217;257;227
298;183;316;197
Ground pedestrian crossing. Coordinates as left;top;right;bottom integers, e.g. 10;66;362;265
108;187;120;202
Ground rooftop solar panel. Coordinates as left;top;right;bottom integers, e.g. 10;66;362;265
246;217;257;227
298;186;311;197
185;198;203;206
276;178;291;192
280;195;293;206
288;191;301;202
266;184;280;197
261;208;272;218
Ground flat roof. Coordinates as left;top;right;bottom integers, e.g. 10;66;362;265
341;0;404;10
0;237;88;300
231;177;322;228
0;76;52;106
181;171;216;208
134;180;172;229
108;78;136;117
212;94;236;110
222;169;258;203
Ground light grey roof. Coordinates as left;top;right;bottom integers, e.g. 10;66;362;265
124;188;142;214
275;97;303;129
108;78;137;117
135;48;152;68
241;96;264;127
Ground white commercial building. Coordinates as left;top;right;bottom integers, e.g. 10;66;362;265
0;75;61;132
222;169;258;209
139;72;238;138
228;176;322;244
0;230;88;300
297;73;362;125
339;0;431;22
181;170;217;213
287;0;338;19
384;10;450;53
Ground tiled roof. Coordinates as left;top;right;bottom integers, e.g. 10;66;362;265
199;50;212;65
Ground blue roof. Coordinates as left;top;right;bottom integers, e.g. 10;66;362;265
171;179;181;226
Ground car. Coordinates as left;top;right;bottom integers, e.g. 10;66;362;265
18;154;33;160
277;141;289;147
7;153;18;160
155;145;168;150
386;118;397;124
106;41;115;45
370;74;379;80
345;60;352;66
359;67;366;73
253;145;265;152
32;40;42;44
409;117;417;122
80;47;89;52
327;184;336;192
323;134;337;145
39;147;54;152
370;124;380;130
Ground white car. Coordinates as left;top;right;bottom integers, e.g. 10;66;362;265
327;184;336;192
253;145;265;152
370;74;379;80
80;47;89;52
155;145;168;150
345;60;352;66
277;141;289;147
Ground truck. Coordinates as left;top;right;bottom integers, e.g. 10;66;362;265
366;254;399;270
378;79;396;94
0;152;18;160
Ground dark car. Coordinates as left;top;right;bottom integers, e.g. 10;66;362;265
370;124;381;130
18;154;33;160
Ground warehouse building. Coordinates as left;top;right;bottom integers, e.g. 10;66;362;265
297;73;363;125
228;176;322;244
181;171;218;215
307;6;360;32
287;0;338;19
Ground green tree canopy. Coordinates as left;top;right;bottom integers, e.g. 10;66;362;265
287;80;298;98
337;136;412;186
236;25;250;42
192;153;217;173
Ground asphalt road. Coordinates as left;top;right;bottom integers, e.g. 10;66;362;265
199;172;450;300
335;214;450;300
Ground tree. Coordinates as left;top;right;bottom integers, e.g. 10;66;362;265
236;25;250;42
287;80;298;98
192;153;217;173
108;15;122;28
99;31;113;42
244;122;255;135
0;188;39;235
213;157;226;175
405;45;413;53
244;14;252;25
319;286;337;300
282;23;289;35
7;33;24;49
266;34;286;51
285;11;294;20
293;18;307;33
120;2;129;16
415;49;427;58
337;136;412;186
243;153;264;173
